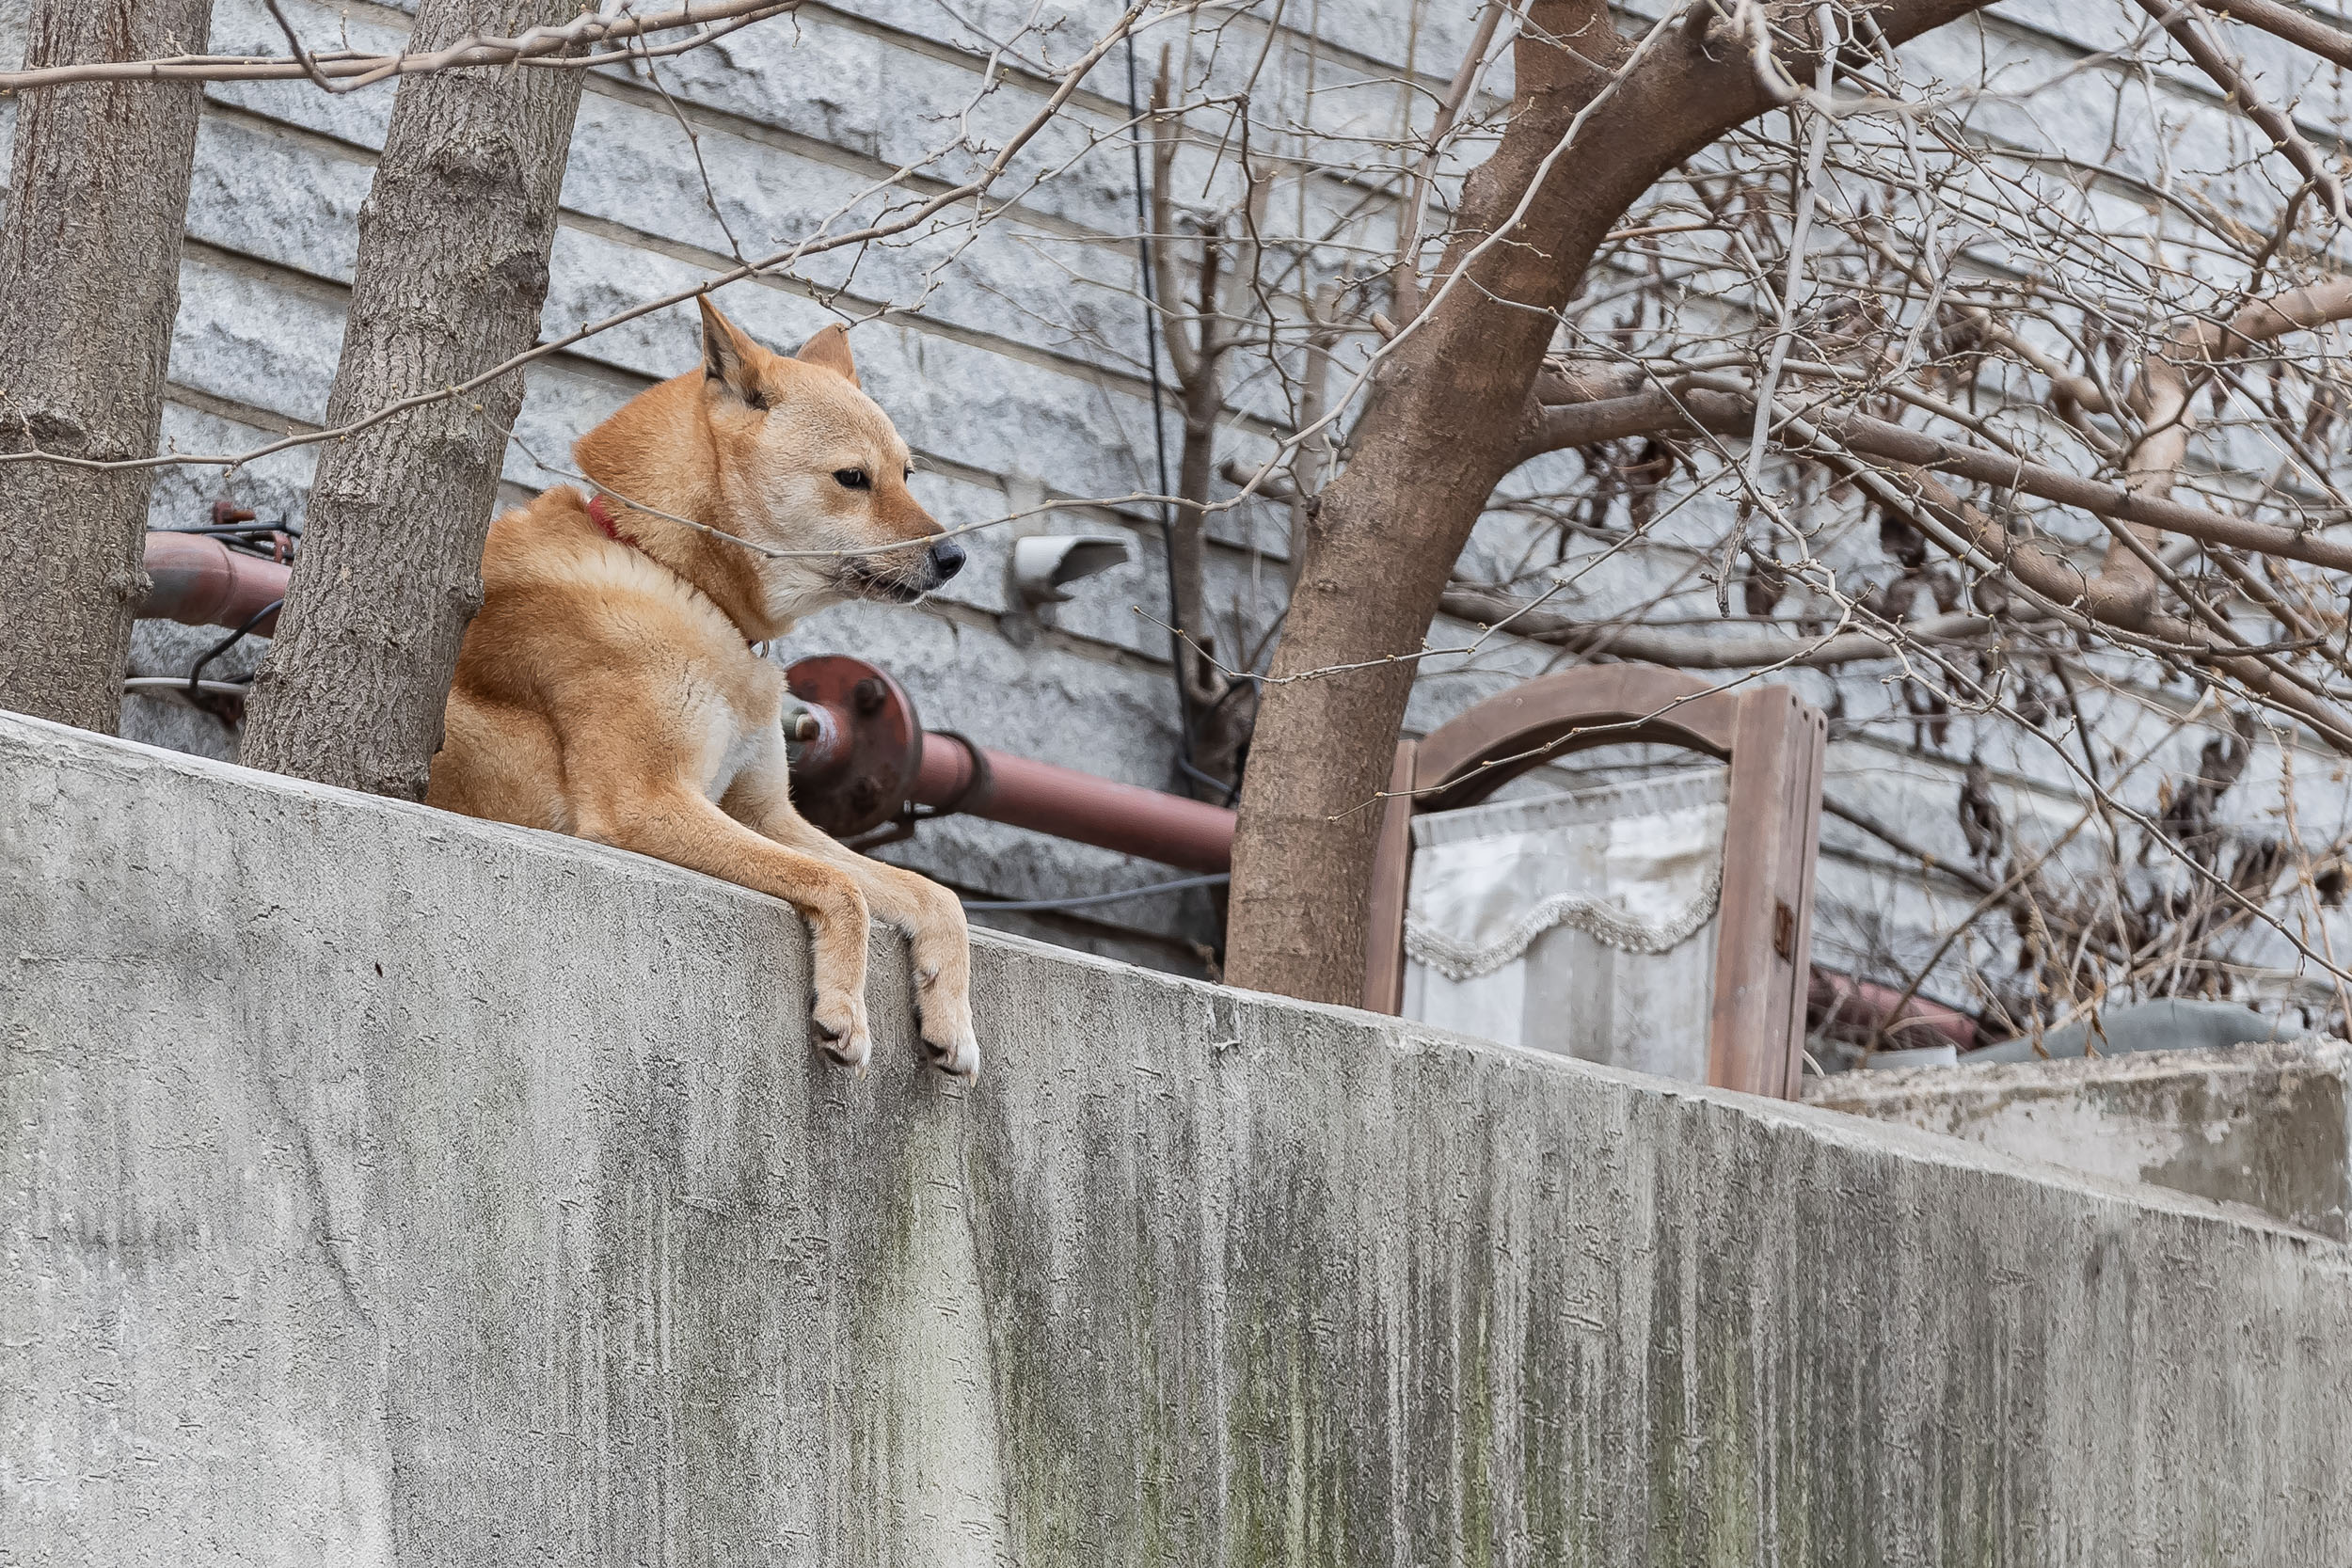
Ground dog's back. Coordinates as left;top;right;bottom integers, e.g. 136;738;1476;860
427;486;773;834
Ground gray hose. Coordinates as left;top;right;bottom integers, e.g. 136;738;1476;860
1966;999;2297;1064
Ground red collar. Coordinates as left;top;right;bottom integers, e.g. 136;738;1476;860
587;492;633;546
587;490;763;651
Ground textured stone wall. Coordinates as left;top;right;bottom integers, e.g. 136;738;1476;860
9;712;2352;1564
1811;1040;2352;1239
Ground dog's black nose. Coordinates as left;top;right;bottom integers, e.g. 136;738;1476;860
928;538;966;581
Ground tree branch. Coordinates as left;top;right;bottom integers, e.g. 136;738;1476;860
1391;0;1510;323
1879;463;2352;752
0;0;802;93
1508;371;2352;576
1146;50;1203;390
2133;0;2344;223
2205;0;2352;71
1438;583;2002;669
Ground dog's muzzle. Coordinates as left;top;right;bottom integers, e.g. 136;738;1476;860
848;537;966;603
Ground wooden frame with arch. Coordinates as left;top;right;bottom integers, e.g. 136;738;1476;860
1363;664;1827;1099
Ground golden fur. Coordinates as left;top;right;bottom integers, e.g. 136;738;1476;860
427;299;978;1077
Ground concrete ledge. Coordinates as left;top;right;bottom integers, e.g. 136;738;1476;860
1808;1040;2352;1240
6;711;2352;1564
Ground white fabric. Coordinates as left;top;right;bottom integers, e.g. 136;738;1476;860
1402;768;1727;1083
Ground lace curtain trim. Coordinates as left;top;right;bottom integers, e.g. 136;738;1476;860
1403;861;1724;982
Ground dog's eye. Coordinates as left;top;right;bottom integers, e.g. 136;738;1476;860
834;468;870;491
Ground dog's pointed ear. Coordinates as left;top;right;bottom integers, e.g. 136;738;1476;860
698;297;769;409
794;323;860;388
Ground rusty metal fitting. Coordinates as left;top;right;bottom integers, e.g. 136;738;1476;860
784;657;924;838
783;655;1240;870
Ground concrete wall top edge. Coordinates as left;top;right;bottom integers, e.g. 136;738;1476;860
4;705;2332;1253
1818;1037;2352;1101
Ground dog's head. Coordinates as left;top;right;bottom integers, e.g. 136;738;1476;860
691;299;963;620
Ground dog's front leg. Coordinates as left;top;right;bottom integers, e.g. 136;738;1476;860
578;785;877;1069
723;746;980;1079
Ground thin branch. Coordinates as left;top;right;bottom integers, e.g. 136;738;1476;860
2134;0;2345;225
1390;0;1510;323
1512;371;2352;576
0;0;803;94
2205;0;2352;69
1439;582;2005;668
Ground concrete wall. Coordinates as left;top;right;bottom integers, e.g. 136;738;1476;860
8;712;2352;1563
1809;1041;2352;1241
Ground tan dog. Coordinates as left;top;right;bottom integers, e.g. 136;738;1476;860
427;299;979;1077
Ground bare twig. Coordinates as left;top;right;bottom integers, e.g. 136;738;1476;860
1;0;804;94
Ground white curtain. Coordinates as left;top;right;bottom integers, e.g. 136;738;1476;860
1402;768;1727;1083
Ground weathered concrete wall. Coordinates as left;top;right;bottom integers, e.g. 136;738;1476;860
1809;1041;2352;1241
8;713;2352;1563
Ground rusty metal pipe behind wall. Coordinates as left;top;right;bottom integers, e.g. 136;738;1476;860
912;731;1235;873
1807;967;1978;1053
138;531;288;635
780;655;1236;871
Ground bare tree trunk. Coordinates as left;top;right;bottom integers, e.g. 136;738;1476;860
1148;62;1264;802
240;0;585;797
1168;351;1223;707
1223;0;1998;1005
0;0;214;733
1169;357;1263;796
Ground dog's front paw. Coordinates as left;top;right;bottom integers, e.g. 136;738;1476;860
811;990;872;1072
920;1015;981;1081
915;985;980;1081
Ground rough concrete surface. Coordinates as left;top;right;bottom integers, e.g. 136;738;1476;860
7;711;2352;1565
1809;1041;2352;1241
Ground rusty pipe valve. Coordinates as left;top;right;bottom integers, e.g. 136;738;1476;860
782;655;1238;871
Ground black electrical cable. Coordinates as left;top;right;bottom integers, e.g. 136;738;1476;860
186;597;283;697
961;872;1230;913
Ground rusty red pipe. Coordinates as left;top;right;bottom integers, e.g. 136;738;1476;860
138;531;288;635
1807;967;1979;1053
911;732;1236;874
782;655;1236;873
